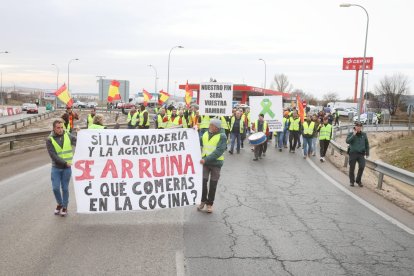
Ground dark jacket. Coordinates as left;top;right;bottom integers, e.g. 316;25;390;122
200;131;227;167
46;132;77;169
346;131;369;155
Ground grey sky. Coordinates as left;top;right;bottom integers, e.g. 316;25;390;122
0;0;413;99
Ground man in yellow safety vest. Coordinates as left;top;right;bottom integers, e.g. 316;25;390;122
46;119;77;217
87;108;96;128
288;111;301;153
302;114;315;159
138;105;150;129
319;116;332;162
198;119;227;213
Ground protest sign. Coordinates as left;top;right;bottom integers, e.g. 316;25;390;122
249;96;283;131
199;82;233;116
72;128;202;213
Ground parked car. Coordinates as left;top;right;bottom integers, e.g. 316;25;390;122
116;102;135;109
22;103;31;111
26;104;38;114
353;112;378;125
73;101;87;108
87;102;98;108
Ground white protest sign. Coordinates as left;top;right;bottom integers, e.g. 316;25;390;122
199;82;233;116
249;96;284;131
72;128;202;213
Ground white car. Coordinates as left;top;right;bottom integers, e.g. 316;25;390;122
87;102;98;108
22;103;31;111
73;101;87;108
353;112;378;124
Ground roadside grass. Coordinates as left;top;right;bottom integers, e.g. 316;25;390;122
377;133;414;172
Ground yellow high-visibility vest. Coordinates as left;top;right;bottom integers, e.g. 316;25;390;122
50;133;73;165
127;111;139;126
319;124;332;140
201;132;224;161
302;121;315;135
289;117;300;131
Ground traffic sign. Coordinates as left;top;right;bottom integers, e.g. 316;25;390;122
342;57;374;70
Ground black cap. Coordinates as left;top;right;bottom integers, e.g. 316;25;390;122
354;121;363;126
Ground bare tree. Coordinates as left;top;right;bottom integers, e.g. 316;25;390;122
292;89;319;105
272;74;293;92
322;92;339;105
375;73;410;115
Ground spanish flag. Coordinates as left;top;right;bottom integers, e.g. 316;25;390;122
107;80;121;102
143;89;153;106
185;81;192;107
158;90;170;105
296;95;305;123
54;84;73;107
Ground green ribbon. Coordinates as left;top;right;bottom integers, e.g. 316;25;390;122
260;99;275;118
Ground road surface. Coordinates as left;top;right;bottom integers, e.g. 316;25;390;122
0;107;47;125
1;145;414;275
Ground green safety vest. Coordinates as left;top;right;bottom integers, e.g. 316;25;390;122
199;115;210;129
201;132;224;161
157;114;166;129
302;121;315;135
230;116;244;133
127;111;139;126
254;120;268;134
289;117;300;131
88;124;105;129
50;133;73;165
139;110;150;127
319;124;332;140
87;114;94;127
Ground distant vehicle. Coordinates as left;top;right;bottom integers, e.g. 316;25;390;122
87;102;98;108
26;104;38;114
327;102;358;111
22;103;31;111
73;101;87;108
335;107;356;117
353;112;378;125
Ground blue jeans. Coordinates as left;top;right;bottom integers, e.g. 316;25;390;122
303;137;313;156
275;131;284;149
312;137;318;154
230;132;241;152
283;129;289;146
51;166;72;207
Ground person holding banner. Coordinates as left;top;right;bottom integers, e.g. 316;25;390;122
138;105;150;129
88;114;106;129
46;119;77;217
198;119;227;213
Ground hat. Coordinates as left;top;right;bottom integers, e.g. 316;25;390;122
210;119;222;129
354;121;363;126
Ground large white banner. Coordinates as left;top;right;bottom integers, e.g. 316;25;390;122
72;129;203;213
199;82;233;116
249;96;284;132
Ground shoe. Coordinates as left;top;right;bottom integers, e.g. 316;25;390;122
207;205;213;213
279;148;282;152
322;157;325;162
228;150;233;154
197;202;206;211
241;143;244;148
60;207;67;217
320;157;323;162
312;152;316;156
289;150;292;153
253;158;258;161
54;205;62;215
297;145;301;149
303;156;307;159
357;182;363;187
237;151;240;154
350;183;355;187
263;153;266;157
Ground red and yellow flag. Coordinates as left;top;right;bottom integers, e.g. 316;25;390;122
296;95;305;123
158;90;170;105
185;81;192;107
107;80;121;102
54;84;73;107
143;89;153;107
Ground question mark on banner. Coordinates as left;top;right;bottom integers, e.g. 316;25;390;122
190;190;197;205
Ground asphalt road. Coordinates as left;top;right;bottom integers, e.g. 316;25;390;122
1;144;414;275
0;107;47;125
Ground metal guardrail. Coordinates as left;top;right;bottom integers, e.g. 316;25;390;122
329;124;414;189
0;111;58;134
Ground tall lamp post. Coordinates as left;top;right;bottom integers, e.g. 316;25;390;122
0;51;9;105
258;58;267;95
67;58;79;93
340;3;369;121
51;64;59;108
148;64;158;102
167;46;184;100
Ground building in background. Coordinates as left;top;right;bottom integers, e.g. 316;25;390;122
98;79;129;103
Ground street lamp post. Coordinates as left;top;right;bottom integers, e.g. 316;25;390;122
67;58;79;93
167;46;184;101
148;64;158;101
340;3;369;121
258;58;267;95
0;51;9;105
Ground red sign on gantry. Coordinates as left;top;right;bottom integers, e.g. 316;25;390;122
342;57;374;70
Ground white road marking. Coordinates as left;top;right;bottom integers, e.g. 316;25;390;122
176;250;185;276
0;164;50;187
307;158;414;236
